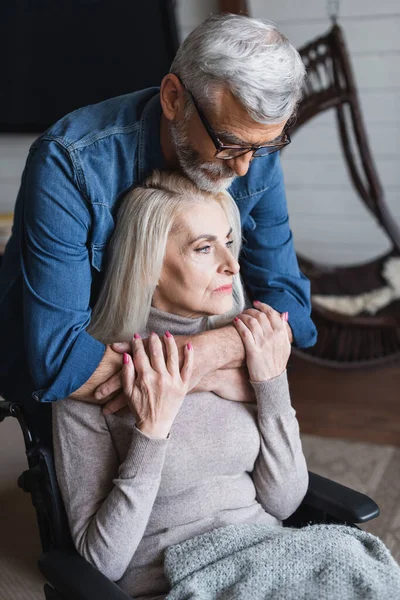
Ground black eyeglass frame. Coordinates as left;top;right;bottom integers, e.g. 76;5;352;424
174;75;291;160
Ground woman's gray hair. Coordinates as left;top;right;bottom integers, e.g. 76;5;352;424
89;171;245;344
170;13;306;124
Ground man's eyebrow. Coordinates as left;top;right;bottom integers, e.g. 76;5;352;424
189;227;233;244
216;130;250;146
216;129;281;147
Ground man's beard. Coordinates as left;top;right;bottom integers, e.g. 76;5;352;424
170;118;237;193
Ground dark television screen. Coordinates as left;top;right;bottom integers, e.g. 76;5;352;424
0;0;179;132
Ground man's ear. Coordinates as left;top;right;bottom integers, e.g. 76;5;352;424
160;74;186;122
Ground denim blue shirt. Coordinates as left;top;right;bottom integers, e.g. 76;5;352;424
0;88;316;404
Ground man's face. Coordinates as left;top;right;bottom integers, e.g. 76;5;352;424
170;86;287;193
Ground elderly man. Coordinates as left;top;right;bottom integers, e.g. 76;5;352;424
0;14;316;437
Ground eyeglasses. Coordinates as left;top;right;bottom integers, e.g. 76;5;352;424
175;76;291;160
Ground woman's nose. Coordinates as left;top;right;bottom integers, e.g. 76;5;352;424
219;247;240;275
225;152;253;177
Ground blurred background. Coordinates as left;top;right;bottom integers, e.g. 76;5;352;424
0;1;399;597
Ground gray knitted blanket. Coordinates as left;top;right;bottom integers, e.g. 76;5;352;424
164;523;400;599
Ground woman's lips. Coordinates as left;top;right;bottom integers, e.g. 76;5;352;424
213;284;233;293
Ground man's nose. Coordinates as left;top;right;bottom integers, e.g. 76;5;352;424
225;152;253;177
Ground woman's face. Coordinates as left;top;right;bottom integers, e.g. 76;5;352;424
152;200;240;318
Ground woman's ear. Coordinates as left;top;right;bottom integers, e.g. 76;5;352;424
160;74;186;123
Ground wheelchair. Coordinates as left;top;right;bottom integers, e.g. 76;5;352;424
0;396;380;600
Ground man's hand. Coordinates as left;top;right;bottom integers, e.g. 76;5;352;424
69;345;123;404
192;366;256;403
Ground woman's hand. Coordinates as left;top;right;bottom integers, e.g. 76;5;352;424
233;302;291;382
122;332;194;438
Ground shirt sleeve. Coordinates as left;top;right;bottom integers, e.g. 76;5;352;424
250;371;309;521
239;154;317;348
21;138;106;402
52;399;169;582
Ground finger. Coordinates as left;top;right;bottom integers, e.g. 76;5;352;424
111;341;131;354
131;336;152;373
102;391;129;416
252;301;282;330
242;308;262;319
164;331;179;376
180;343;194;385
121;353;136;397
242;308;270;334
236;313;265;344
233;316;256;350
148;332;167;373
284;319;293;343
94;372;122;402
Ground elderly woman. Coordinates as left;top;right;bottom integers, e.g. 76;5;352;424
53;171;308;599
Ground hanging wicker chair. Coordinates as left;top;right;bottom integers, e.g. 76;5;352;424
289;24;400;368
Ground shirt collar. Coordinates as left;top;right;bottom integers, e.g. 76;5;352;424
137;90;166;182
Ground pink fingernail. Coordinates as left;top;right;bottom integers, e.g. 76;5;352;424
165;331;172;338
284;312;289;322
233;317;239;322
187;343;193;350
253;300;260;304
133;333;141;339
123;353;129;365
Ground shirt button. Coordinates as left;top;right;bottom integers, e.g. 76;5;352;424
32;393;40;402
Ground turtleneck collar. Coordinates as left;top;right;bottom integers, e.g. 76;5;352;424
143;307;209;338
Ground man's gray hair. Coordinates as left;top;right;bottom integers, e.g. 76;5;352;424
170;13;306;124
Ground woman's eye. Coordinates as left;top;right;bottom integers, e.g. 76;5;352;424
195;245;212;254
226;240;234;248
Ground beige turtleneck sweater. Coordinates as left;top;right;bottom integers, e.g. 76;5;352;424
52;308;308;599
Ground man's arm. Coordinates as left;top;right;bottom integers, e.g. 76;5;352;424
238;153;317;349
191;366;256;403
70;346;123;403
98;314;292;412
96;324;246;412
21;139;107;403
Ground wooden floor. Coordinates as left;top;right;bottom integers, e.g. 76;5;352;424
287;354;400;446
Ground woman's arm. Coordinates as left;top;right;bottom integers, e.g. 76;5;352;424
232;302;308;520
251;372;309;520
52;399;169;581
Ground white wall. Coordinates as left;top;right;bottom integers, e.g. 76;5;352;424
175;0;217;42
249;0;400;265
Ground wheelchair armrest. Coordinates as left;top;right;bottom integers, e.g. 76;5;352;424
38;549;132;600
303;471;380;524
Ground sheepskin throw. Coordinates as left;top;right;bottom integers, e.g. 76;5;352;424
312;257;400;316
